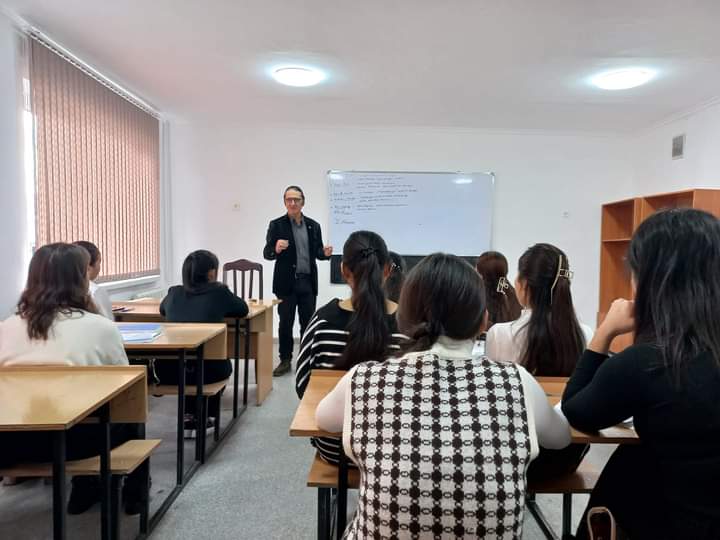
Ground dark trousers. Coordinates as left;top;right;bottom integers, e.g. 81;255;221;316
278;275;316;362
153;358;232;417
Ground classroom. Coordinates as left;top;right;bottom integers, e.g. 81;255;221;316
1;1;719;539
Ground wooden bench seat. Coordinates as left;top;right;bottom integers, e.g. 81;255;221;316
0;439;161;477
307;452;359;488
150;380;228;397
527;459;599;494
0;439;160;540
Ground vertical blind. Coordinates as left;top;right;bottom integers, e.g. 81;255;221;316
30;38;160;282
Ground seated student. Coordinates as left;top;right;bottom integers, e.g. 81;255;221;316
563;209;720;540
316;253;571;539
73;240;113;320
475;250;522;328
296;231;405;464
0;243;126;366
485;243;593;375
0;243;140;515
384;251;406;303
156;250;249;436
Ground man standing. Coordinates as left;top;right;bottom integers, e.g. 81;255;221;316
263;186;333;376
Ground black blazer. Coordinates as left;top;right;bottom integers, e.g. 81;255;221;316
263;214;330;296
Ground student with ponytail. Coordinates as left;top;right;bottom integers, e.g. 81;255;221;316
485;243;592;376
157;250;249;436
476;251;522;328
296;231;405;464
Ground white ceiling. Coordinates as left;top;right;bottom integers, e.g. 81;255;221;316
3;0;720;133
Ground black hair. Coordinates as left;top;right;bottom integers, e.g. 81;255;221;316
476;251;522;327
384;251;406;303
628;208;720;379
283;185;305;202
398;253;486;353
17;243;96;340
337;231;391;369
181;250;219;293
73;240;100;266
517;243;586;376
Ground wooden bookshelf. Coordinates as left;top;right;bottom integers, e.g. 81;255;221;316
599;189;720;352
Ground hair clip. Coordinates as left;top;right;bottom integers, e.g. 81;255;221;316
496;276;509;295
550;254;573;304
360;247;376;258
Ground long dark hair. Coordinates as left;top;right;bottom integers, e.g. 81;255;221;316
17;243;96;340
338;231;391;369
629;208;720;377
384;251;406;303
476;251;522;327
517;243;586;376
398;253;486;353
182;250;219;293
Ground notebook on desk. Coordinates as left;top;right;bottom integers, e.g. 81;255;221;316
117;323;162;343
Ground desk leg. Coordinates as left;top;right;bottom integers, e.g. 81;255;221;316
233;318;240;417
318;487;331;540
99;404;111;540
52;431;66;540
337;449;348;538
177;349;186;486
195;343;206;464
244;319;251;406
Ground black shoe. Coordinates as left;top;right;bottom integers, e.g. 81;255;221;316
122;476;151;516
273;360;291;376
183;415;215;439
67;477;100;515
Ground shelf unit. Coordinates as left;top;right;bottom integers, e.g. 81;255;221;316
599;189;720;352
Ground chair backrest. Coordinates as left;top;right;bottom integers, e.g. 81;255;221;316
222;259;263;300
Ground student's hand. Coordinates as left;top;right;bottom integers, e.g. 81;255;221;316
323;245;333;257
589;298;635;354
601;298;635;336
276;239;289;254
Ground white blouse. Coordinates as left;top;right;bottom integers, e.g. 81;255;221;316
485;309;594;365
0;311;128;366
89;280;114;320
316;336;571;461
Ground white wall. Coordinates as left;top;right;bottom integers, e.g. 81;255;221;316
632;100;720;193
170;124;634;331
0;15;27;318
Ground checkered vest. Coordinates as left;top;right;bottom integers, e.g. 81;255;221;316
344;353;531;539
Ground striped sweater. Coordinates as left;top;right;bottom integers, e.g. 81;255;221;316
295;298;406;464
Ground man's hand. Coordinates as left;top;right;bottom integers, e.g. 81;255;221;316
276;239;289;254
323;245;333;257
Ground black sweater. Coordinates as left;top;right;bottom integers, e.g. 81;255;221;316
160;283;249;323
562;344;720;522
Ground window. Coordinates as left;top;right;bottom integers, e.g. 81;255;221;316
29;37;160;283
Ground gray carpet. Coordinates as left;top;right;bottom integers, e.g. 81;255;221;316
0;344;613;539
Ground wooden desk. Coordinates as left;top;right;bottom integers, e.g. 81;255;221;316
290;371;640;443
0;365;146;540
113;299;276;405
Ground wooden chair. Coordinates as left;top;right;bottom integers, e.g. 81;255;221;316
0;439;161;540
222;259;263;300
222;259;263;397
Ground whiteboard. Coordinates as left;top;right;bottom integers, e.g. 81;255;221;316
328;171;494;256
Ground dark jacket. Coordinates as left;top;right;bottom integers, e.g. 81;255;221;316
263;214;330;296
160;282;249;322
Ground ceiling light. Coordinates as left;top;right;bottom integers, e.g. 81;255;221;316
272;66;326;87
453;178;473;185
591;68;656;90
